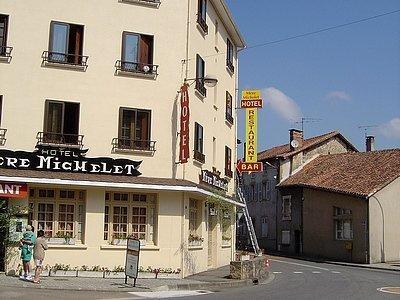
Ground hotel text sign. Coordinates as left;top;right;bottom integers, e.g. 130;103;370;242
0;146;142;176
179;84;190;163
238;89;263;173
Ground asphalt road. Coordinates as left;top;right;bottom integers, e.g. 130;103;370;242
1;256;399;299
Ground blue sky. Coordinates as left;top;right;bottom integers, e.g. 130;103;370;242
226;0;400;154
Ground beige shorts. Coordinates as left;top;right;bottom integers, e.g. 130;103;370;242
34;259;43;267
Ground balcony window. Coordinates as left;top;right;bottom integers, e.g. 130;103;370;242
195;54;206;97
113;108;155;153
197;0;208;34
225;91;233;124
38;100;83;148
225;146;232;177
194;122;205;163
226;38;234;73
43;21;87;68
0;14;12;59
115;32;158;77
0;96;5;145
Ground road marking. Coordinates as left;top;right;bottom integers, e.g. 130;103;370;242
293;271;303;274
331;271;341;274
312;271;321;274
127;290;213;298
269;259;330;271
273;271;282;274
377;287;400;295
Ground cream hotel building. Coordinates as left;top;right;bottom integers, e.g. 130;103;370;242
0;0;245;277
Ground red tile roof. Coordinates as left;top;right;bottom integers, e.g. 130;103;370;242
279;149;400;198
257;131;357;161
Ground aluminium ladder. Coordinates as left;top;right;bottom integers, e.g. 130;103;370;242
236;173;262;256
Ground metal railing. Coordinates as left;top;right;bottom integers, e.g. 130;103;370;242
193;150;205;164
0;46;13;58
226;59;235;73
195;80;207;97
115;60;158;75
225;112;234;124
36;132;84;148
197;15;208;34
0;128;7;146
42;51;89;67
112;138;156;152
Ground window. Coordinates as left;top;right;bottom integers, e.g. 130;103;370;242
116;108;153;151
226;39;234;73
225;92;233;124
42;100;81;146
194;122;205;163
282;195;292;220
334;207;353;240
189;199;202;241
281;230;290;245
104;192;157;244
197;0;208;34
261;217;268;237
120;32;155;74
0;14;10;57
262;180;271;201
48;21;85;65
225;146;232;177
29;189;86;243
195;54;206;97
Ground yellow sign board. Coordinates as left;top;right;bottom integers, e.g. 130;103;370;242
242;90;261;101
245;108;257;163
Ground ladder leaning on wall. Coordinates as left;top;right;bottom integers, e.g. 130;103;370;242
236;173;262;256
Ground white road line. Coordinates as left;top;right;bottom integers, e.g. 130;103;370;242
273;271;282;274
331;271;341;274
127;290;213;299
293;271;303;274
269;259;330;271
312;271;321;274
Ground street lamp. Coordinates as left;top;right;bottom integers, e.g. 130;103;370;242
184;74;218;87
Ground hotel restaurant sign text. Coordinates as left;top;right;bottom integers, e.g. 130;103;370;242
199;170;228;192
0;145;142;176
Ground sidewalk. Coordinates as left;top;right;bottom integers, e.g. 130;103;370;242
0;265;271;292
268;253;400;272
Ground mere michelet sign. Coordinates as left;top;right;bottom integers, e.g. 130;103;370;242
125;237;140;283
199;170;228;192
0;145;142;176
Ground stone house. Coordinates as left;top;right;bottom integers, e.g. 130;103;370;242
239;129;357;252
278;149;400;263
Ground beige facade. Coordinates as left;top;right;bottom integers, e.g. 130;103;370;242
0;0;245;277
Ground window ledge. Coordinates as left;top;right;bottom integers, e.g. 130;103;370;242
42;61;87;72
225;119;234;127
0;55;11;63
119;0;161;8
188;245;203;251
48;244;87;250
116;70;157;80
100;244;160;250
113;148;155;156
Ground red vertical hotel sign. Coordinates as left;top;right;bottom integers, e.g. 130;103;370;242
179;84;190;163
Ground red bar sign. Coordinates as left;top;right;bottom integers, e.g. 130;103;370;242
0;182;28;198
236;161;263;173
179;84;190;163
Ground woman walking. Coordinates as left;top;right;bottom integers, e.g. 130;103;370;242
33;230;48;284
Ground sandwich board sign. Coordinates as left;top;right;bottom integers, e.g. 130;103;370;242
125;237;140;286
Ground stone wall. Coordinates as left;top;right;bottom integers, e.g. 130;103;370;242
230;256;269;280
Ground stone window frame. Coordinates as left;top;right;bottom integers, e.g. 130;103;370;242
282;195;292;221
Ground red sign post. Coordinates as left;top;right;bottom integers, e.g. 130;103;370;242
179;84;190;163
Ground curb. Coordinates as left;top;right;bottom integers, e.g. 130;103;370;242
268;254;400;272
153;271;272;291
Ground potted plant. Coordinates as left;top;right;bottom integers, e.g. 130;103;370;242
78;265;103;278
49;264;78;277
188;234;204;246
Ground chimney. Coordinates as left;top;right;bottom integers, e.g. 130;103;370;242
366;136;375;152
289;129;304;150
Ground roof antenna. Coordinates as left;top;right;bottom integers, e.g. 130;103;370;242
293;117;322;134
358;125;378;138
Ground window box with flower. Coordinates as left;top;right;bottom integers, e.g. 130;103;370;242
188;233;204;247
